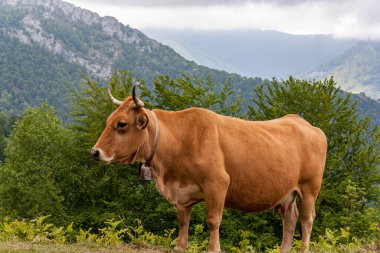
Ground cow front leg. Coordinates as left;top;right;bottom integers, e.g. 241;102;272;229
204;175;230;253
175;206;192;252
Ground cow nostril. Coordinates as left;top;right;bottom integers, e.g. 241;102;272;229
91;149;100;160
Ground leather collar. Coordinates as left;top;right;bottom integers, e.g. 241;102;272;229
145;110;159;166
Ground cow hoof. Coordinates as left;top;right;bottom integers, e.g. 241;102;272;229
174;246;186;252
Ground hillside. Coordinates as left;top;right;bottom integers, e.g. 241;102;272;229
0;29;85;118
0;0;262;117
0;0;379;124
306;42;380;99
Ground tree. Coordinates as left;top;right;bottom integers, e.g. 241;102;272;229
0;112;17;161
141;74;242;117
248;77;380;239
0;103;74;222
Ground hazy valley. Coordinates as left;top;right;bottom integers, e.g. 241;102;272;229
144;28;380;100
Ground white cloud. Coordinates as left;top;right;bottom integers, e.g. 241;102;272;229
64;0;380;40
66;0;346;7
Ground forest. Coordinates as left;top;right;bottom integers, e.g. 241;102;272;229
0;70;379;252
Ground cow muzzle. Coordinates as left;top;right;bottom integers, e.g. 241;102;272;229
91;148;114;163
91;148;100;160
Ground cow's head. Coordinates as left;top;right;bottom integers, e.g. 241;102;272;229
91;86;150;164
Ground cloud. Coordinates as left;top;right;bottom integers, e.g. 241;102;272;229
65;0;380;40
74;0;344;7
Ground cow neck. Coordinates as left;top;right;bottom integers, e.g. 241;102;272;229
145;110;159;166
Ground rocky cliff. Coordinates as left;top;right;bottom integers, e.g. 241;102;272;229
0;0;161;78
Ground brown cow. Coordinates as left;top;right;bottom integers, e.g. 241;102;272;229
91;86;327;253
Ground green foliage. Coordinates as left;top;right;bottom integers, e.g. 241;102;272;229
97;219;127;245
141;74;242;116
267;227;379;253
0;216;124;246
0;104;75;221
0;216;378;252
0;4;28;27
0;216;73;244
220;208;280;250
0;112;17;161
248;76;380;240
229;231;255;253
186;224;209;253
125;219;176;248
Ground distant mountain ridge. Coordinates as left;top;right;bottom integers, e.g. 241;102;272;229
0;0;262;116
144;28;380;101
306;42;380;99
143;28;357;79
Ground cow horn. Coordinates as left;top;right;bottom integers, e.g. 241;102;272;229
107;87;123;106
132;85;145;108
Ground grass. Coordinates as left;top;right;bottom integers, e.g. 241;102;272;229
0;242;168;253
0;241;379;253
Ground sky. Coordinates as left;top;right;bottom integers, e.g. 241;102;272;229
64;0;380;40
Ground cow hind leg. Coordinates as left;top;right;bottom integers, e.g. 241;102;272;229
278;192;299;253
299;185;319;253
299;195;316;253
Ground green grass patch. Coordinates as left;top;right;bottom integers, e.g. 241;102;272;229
0;216;378;252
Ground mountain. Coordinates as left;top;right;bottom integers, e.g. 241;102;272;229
143;28;357;80
0;0;379;125
143;28;380;101
0;0;262;117
306;42;380;99
351;92;380;125
0;25;86;117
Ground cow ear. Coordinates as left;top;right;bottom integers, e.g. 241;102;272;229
136;112;149;129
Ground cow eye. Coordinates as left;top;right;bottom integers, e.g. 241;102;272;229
117;122;128;129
